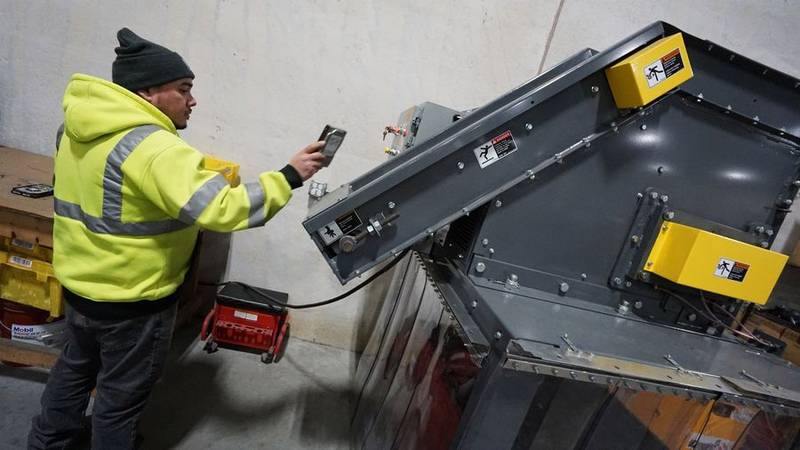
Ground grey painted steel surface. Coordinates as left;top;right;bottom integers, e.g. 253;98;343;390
304;21;800;285
304;23;665;283
340;21;800;448
469;91;798;322
354;255;800;448
352;253;484;449
430;256;800;398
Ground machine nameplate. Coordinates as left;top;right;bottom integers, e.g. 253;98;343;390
317;210;364;246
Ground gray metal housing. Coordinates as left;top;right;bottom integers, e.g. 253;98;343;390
303;22;800;287
315;21;800;448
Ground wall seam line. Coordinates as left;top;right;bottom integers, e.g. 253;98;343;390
537;0;567;75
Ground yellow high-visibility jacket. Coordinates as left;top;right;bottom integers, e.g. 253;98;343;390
54;74;292;302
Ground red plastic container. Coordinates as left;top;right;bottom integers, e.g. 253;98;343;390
1;299;52;366
0;299;50;339
200;283;290;364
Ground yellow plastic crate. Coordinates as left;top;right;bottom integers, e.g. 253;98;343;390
0;235;52;262
203;155;240;186
0;249;63;317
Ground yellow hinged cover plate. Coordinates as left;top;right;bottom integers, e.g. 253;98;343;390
605;33;694;108
645;222;787;305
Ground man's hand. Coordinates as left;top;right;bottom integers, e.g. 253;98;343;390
289;141;327;181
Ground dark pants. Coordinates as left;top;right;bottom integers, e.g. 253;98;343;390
28;302;177;450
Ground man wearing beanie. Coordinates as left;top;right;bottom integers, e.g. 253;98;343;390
28;28;326;449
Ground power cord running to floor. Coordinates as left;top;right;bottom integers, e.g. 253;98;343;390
215;249;410;309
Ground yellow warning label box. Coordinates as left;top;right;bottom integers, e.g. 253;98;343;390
644;222;787;305
605;33;694;108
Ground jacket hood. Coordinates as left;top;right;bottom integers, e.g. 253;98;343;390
62;73;176;142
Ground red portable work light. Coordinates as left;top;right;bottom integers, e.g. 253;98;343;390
200;283;290;364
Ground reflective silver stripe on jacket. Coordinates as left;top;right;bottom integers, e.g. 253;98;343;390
55;125;189;236
177;174;228;224
54;198;189;236
102;125;161;221
245;181;267;228
54;124;251;235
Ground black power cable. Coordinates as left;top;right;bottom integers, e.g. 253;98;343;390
688;399;717;449
217;249;410;309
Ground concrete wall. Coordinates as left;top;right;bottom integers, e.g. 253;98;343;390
2;0;799;351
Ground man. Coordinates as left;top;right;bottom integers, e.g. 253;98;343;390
28;28;326;449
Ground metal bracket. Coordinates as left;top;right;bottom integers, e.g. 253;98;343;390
503;356;800;417
664;354;704;380
740;369;769;387
609;187;670;288
505;338;800;412
664;354;685;372
722;374;800;405
561;333;593;360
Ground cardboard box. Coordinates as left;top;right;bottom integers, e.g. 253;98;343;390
0;146;54;247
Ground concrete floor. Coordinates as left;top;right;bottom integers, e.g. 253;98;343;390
0;322;357;449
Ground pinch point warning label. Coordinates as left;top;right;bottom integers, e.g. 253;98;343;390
644;48;685;88
714;258;749;283
473;130;518;169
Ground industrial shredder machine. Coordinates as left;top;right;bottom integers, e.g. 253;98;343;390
304;22;800;449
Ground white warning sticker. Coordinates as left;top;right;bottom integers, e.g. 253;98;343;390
316;211;365;247
473;130;517;169
644;49;685;88
234;310;258;321
318;221;344;246
9;255;33;269
644;60;666;87
714;257;749;282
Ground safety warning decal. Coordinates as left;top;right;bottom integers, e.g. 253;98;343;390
644;49;684;88
473;130;517;169
319;221;343;245
317;210;364;246
714;258;749;282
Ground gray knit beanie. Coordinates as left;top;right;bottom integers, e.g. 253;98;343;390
112;28;194;92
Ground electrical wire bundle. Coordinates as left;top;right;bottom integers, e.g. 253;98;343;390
655;286;774;349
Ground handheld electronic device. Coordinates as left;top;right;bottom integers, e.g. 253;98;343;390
318;125;346;165
11;184;54;199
